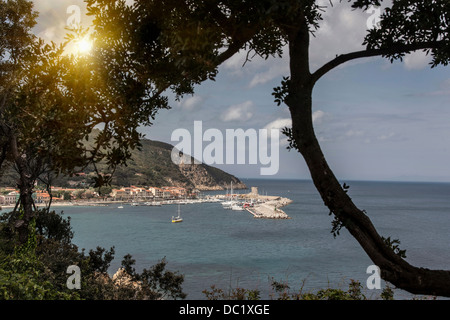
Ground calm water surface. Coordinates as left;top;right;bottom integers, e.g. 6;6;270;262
30;179;450;299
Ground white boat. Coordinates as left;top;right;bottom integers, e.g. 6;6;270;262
145;201;161;206
172;204;183;223
231;203;245;211
222;182;238;209
222;200;238;209
118;205;124;209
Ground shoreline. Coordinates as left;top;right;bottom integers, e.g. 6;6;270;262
0;200;135;210
1;192;294;220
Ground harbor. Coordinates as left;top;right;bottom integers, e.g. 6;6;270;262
218;186;292;219
1;185;293;220
121;185;293;220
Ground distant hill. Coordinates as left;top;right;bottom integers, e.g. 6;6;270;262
0;138;247;191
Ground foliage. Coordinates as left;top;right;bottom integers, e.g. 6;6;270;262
203;278;397;300
382;236;407;259
202;285;261;301
380;284;395;300
119;254;186;300
360;0;450;67
0;209;186;300
0;249;78;300
83;0;450;297
272;76;291;107
2;0;448;297
1;0;172;244
330;214;345;238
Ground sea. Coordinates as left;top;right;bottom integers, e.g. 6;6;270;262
5;179;450;300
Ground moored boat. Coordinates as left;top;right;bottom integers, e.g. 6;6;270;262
172;204;183;223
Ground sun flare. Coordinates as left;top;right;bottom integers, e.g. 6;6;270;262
76;37;93;54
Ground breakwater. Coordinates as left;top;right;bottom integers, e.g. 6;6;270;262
244;197;292;219
231;186;293;219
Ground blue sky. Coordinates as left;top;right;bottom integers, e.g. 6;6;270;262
33;1;450;182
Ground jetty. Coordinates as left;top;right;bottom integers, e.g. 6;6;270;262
240;187;292;219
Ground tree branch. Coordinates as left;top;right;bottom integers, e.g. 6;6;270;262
311;41;444;84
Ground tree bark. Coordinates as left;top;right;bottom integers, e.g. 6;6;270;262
10;134;35;245
286;24;450;297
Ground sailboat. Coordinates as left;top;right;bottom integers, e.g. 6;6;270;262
172;204;183;223
222;181;237;209
231;203;245;211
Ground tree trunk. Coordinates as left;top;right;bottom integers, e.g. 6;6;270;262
286;25;450;297
10;135;35;245
16;171;34;245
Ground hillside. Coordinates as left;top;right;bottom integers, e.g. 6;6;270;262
0;139;247;191
104;139;247;190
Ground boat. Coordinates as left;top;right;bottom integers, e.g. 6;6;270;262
145;201;161;206
231;203;245;211
118;205;124;209
222;182;238;209
222;200;237;209
172;204;183;223
243;201;254;208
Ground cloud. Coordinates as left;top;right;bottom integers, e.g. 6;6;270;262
404;78;450;97
221;46;290;88
221;101;254;122
248;51;290;88
222;50;249;74
309;2;370;71
249;64;288;88
404;51;432;70
222;2;380;88
222;3;373;87
312;110;328;125
33;0;92;43
264;118;292;131
345;129;364;137
179;95;204;111
377;132;396;141
263;118;292;146
264;110;328;131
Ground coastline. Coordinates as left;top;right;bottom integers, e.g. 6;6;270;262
1;189;294;220
0;200;127;210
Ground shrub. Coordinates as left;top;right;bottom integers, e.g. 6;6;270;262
0;209;186;300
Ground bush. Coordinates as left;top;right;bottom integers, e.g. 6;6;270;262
203;278;395;300
0;209;186;300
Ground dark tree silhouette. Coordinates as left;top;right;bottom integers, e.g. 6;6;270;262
95;0;450;296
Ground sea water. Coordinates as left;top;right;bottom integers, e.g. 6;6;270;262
6;179;450;299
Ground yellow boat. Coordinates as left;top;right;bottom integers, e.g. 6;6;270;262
172;204;183;223
172;217;183;223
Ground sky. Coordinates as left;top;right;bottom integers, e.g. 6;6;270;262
31;1;450;182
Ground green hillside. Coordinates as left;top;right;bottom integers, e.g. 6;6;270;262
0;139;247;191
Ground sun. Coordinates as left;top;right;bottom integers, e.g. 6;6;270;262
76;37;93;54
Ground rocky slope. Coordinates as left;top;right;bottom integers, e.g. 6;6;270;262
0;139;247;191
119;139;247;191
